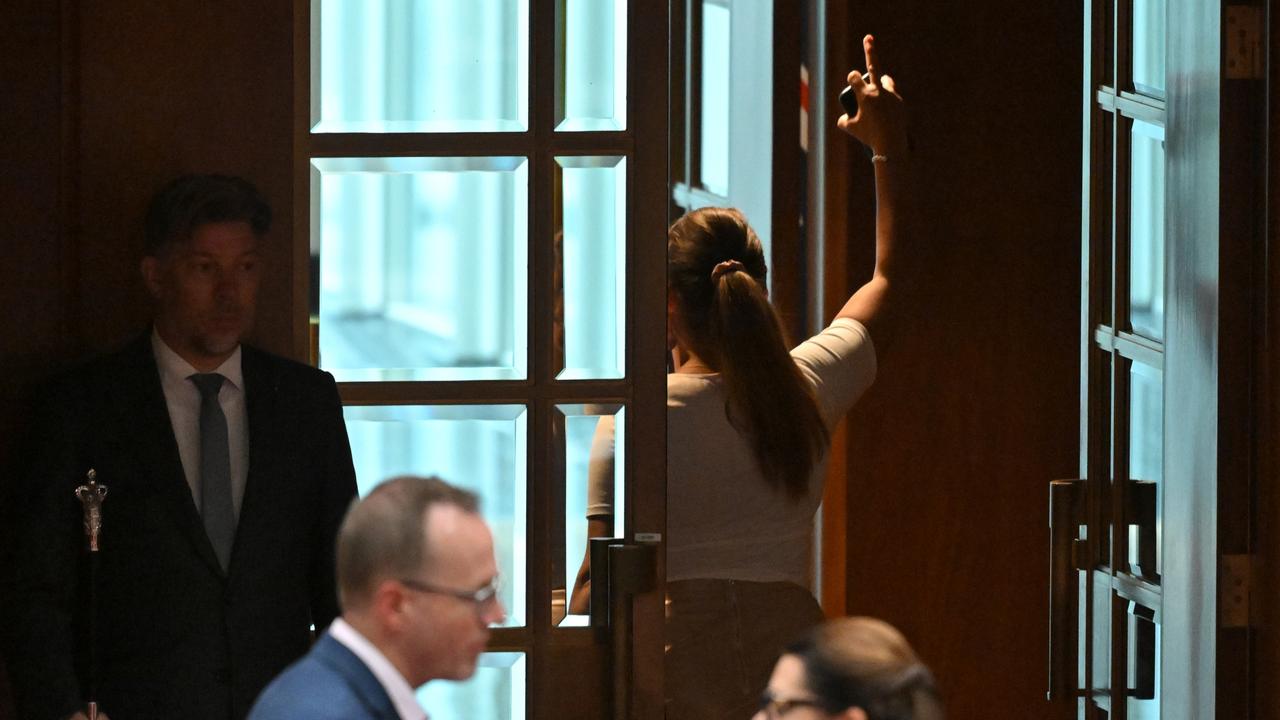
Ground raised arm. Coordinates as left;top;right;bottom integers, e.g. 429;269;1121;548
833;34;911;351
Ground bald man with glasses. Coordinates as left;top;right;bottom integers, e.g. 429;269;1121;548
248;476;505;720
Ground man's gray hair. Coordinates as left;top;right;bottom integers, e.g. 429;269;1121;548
336;475;480;609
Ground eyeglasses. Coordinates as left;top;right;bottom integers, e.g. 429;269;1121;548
756;690;825;718
398;575;502;612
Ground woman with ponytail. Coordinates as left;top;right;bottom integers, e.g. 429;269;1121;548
572;34;911;718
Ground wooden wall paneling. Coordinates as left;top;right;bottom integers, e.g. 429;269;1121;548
0;2;78;716
835;2;1081;717
1217;1;1267;715
73;2;299;359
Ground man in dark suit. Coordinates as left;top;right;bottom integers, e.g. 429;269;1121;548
248;476;505;720
2;175;359;720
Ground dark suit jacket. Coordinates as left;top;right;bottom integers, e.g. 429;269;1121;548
1;334;358;720
247;632;400;720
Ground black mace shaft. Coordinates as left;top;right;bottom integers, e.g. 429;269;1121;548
75;469;107;720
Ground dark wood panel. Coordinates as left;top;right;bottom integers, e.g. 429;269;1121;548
1260;1;1280;715
1217;2;1267;716
0;6;76;718
626;1;671;716
74;1;298;359
834;3;1081;718
819;0;854;616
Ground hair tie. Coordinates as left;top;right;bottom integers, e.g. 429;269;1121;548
710;259;746;282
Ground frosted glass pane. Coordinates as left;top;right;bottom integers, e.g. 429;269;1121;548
1132;0;1165;96
555;0;627;131
418;652;526;720
344;404;527;627
700;2;730;196
554;157;626;379
312;157;528;382
313;0;529;132
1129;121;1164;340
1128;362;1162;577
554;404;624;624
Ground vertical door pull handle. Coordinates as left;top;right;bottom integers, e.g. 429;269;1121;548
1048;478;1086;702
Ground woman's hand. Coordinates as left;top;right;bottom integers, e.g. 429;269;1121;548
837;35;907;157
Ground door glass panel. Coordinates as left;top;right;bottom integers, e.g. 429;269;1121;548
1091;577;1113;700
313;0;529;133
555;0;627;131
1128;361;1163;577
554;157;627;379
553;404;625;625
1129;120;1165;340
418;652;527;719
344;404;528;627
312;157;529;381
1132;0;1166;97
700;0;731;196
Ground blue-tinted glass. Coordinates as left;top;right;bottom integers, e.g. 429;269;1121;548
418;652;526;719
1132;0;1166;96
558;404;624;623
555;157;626;379
555;0;627;131
1129;121;1165;340
1091;581;1111;696
312;157;528;382
344;404;527;627
1128;362;1163;576
314;0;529;132
700;1;730;196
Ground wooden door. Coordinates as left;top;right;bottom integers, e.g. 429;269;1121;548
294;1;669;717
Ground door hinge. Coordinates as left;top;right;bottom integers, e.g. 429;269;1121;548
1220;554;1253;628
1226;6;1264;80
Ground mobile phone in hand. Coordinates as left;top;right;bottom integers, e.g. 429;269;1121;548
838;72;872;116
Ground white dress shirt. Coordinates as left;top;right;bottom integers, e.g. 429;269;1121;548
151;330;249;517
329;618;429;720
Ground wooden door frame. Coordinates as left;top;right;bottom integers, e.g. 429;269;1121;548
1261;3;1280;717
290;2;670;717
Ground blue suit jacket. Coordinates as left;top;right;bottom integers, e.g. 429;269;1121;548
248;632;401;720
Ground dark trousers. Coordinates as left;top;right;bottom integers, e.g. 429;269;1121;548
665;579;825;720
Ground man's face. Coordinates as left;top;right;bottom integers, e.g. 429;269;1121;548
141;220;261;369
403;504;505;685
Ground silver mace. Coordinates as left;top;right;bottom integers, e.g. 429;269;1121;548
74;469;108;720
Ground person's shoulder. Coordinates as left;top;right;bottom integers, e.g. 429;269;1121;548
666;372;722;408
249;649;370;720
35;333;153;402
241;344;339;397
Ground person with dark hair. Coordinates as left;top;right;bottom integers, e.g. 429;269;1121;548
249;476;505;720
572;35;912;718
1;174;358;720
755;617;943;720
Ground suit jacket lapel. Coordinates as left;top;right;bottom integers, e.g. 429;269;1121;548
112;333;225;577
